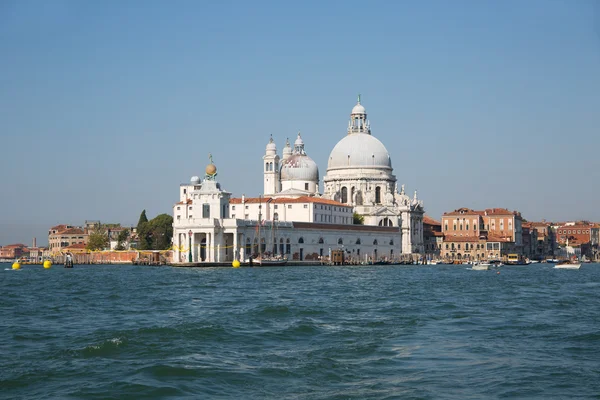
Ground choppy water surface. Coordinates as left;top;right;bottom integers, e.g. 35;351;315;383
1;263;599;399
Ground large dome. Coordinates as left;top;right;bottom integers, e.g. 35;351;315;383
327;134;392;170
281;154;319;181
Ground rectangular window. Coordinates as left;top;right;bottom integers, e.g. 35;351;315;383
232;206;235;210
305;183;309;190
274;205;278;209
288;205;292;209
183;189;186;194
202;204;210;218
177;206;180;210
232;214;235;218
189;215;193;219
189;206;193;210
245;214;249;219
177;215;180;220
304;204;308;209
245;205;249;209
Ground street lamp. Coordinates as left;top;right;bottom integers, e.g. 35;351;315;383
188;230;193;263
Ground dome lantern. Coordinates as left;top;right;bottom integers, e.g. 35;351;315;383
348;94;370;135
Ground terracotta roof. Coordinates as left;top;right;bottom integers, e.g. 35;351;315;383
557;223;593;230
423;215;441;226
230;196;350;207
176;199;193;205
63;243;87;249
57;228;85;235
443;208;483;216
50;224;68;231
2;243;27;248
292;222;398;233
483;208;515;216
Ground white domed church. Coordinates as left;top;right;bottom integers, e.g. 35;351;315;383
171;97;425;265
260;96;425;254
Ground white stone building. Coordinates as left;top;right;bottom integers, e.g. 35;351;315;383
171;97;425;263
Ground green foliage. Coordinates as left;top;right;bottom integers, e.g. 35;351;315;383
86;227;109;251
137;210;148;227
115;229;130;251
135;210;173;250
137;210;151;250
353;212;364;225
147;214;174;250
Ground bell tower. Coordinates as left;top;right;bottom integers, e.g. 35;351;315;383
263;135;280;196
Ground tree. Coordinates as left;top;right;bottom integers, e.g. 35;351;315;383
86;227;109;251
115;229;130;251
137;210;151;250
353;212;364;225
137;210;148;228
147;214;174;250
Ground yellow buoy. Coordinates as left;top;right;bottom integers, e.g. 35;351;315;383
232;260;241;268
43;260;52;269
12;262;21;270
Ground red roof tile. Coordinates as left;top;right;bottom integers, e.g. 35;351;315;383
423;215;441;226
58;228;85;235
230;196;350;207
442;208;482;216
63;243;87;249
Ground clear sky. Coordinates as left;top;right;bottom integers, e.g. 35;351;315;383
1;0;599;246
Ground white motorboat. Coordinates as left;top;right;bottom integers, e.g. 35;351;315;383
554;260;581;270
472;262;490;271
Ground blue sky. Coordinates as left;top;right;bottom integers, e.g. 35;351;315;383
1;0;599;246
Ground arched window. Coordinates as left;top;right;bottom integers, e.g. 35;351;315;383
298;237;304;244
338;238;343;245
379;218;393;227
285;238;291;254
351;187;355;203
373;239;378;246
318;237;324;244
389;239;394;245
341;187;348;203
446;244;449;249
265;163;269;172
274;212;279;220
375;186;381;204
458;244;461;250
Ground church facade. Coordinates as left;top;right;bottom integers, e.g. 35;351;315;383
171;97;425;264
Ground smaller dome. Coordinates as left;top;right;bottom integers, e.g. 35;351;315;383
266;135;276;154
283;139;292;155
190;176;200;184
294;134;304;147
280;154;319;182
351;103;366;115
205;164;217;176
